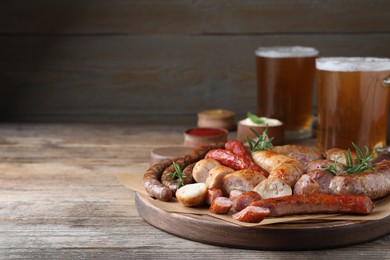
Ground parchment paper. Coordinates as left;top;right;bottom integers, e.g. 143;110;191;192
117;172;390;227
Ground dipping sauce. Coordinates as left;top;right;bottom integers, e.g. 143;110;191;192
184;127;228;147
237;117;284;145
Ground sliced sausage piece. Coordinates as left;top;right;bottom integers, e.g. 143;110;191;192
293;174;322;195
192;158;220;183
307;169;334;193
176;183;208;207
233;191;262;212
222;169;267;194
251;150;304;187
205;165;235;190
205;188;223;206
209;197;233;214
229;189;243;201
253;178;292;199
232;206;270;223
294;169;334;195
329;159;390;200
250;194;374;216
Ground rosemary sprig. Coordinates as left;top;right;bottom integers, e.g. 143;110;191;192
322;143;375;175
322;159;341;176
167;162;186;189
247;127;274;152
247;111;265;125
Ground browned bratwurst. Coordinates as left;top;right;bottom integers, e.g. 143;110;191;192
294;169;334;195
305;159;347;174
326;148;356;166
329;159;390;200
250;194;374;216
162;162;196;193
142;144;224;201
272;144;323;167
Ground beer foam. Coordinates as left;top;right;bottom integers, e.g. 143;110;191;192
255;46;319;58
316;57;390;72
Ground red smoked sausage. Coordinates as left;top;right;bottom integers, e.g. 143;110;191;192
205;149;269;177
250;194;374;216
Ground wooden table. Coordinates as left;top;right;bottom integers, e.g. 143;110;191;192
1;123;389;259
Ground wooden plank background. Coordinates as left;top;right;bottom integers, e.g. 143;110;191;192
0;0;389;123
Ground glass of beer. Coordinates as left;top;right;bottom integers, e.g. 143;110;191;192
316;57;390;153
256;46;319;140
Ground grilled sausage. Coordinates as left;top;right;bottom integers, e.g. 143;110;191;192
326;148;356;166
232;206;270;223
142;159;175;202
293;174;323;195
329;159;390;200
251;150;304;187
222;169;266;194
272;144;323;166
176;183;208;207
206;188;223;205
306;159;347;174
253;178;293;199
233;191;262;212
192;158;220;183
142;144;224;201
229;189;243;201
294;169;334;194
209;197;233;214
161;162;196;193
250;194;374;216
205;165;235;190
225;140;252;161
205;149;269;177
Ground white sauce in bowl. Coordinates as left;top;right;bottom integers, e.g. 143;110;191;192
239;118;283;127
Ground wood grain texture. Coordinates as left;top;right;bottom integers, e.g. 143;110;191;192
0;123;389;259
0;0;389;34
0;34;390;122
0;1;389;122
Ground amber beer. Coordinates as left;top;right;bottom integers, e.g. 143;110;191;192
316;57;390;153
256;46;318;139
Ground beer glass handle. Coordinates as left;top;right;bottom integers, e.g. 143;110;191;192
376;146;390;154
384;77;390;86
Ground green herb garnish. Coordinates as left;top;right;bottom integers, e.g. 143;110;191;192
247;111;265;124
247;127;274;152
322;143;375;175
167;162;186;188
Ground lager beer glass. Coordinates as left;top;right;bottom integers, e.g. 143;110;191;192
316;57;390;153
256;46;318;140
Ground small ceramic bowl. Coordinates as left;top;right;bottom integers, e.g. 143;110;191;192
237;118;284;145
197;109;235;131
184;127;228;147
150;146;194;165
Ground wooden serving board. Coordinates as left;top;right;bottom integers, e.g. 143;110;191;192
135;192;390;250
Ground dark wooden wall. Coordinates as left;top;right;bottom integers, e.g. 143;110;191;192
0;0;389;123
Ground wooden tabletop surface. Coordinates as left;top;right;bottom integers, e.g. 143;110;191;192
1;123;389;259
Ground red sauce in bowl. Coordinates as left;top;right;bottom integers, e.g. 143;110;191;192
186;127;227;137
184;127;228;147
